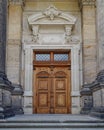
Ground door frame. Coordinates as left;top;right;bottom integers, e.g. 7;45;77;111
23;45;82;114
33;50;71;114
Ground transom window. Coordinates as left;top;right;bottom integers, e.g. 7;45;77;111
36;54;50;61
34;51;70;62
33;51;71;68
54;54;69;61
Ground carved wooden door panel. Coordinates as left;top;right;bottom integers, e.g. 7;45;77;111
34;69;51;114
53;68;71;114
34;67;71;114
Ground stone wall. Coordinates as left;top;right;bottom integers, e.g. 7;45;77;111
96;0;104;71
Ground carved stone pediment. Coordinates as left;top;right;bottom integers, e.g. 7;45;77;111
28;5;76;25
27;5;79;45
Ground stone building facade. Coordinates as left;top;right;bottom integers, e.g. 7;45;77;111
0;0;104;118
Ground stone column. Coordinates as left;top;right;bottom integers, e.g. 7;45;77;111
0;0;14;118
80;0;97;83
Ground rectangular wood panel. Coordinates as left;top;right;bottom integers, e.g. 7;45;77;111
36;78;50;113
54;78;68;114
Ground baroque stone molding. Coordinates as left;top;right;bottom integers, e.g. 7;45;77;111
28;5;77;44
28;5;76;25
9;0;25;5
79;0;96;8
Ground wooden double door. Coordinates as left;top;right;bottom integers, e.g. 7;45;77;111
33;67;71;114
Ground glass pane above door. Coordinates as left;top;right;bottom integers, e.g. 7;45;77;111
54;54;69;61
36;54;50;61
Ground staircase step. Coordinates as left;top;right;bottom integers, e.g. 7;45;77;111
0;115;104;129
0;122;104;128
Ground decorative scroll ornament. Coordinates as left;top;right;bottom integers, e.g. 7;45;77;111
43;5;61;20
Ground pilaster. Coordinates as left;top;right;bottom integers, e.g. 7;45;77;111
81;0;97;83
7;0;24;84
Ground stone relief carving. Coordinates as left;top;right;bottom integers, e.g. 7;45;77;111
32;25;39;43
28;5;76;25
65;25;72;43
43;5;61;20
64;25;80;44
26;5;80;45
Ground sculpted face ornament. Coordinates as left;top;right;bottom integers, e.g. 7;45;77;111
65;26;72;43
32;25;39;43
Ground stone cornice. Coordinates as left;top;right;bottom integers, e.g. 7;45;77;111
79;0;96;8
8;0;25;6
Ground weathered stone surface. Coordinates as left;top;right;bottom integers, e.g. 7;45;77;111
82;4;97;83
90;70;104;118
0;0;6;73
0;0;15;119
80;84;93;114
25;0;80;12
97;0;104;71
12;84;24;115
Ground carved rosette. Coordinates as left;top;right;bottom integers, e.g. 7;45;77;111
9;0;25;5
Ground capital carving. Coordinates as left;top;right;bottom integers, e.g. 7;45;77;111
79;0;96;8
9;0;25;5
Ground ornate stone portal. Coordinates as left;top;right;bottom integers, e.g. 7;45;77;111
22;5;82;114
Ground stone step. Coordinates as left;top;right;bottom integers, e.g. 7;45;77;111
0;128;104;130
0;115;104;129
0;122;104;128
0;119;104;123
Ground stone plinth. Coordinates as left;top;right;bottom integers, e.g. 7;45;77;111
80;84;93;114
0;72;15;118
90;70;104;119
12;84;24;115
